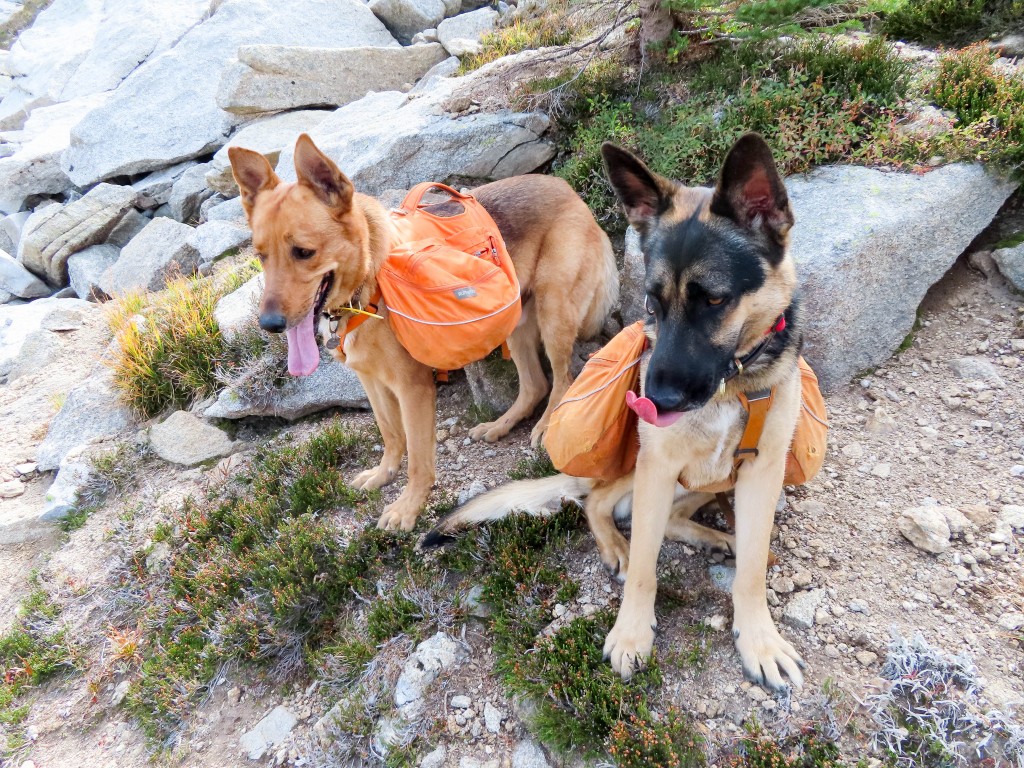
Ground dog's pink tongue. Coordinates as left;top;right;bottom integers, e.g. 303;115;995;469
285;311;320;377
626;391;683;428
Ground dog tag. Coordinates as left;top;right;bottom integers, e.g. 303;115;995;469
325;336;340;350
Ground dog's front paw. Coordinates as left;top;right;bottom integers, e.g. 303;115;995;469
733;611;805;691
377;497;421;532
603;611;656;681
350;465;396;492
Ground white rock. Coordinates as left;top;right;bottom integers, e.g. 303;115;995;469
997;613;1024;631
239;705;298;761
898;506;951;554
214;273;262;342
394;632;468;711
483;702;503;733
782;588;823;630
132;161;197;210
274;86;554;197
67;244;119;301
512;738;550;768
111;679;131;706
0;297;92;383
450;695;472;708
1000;504;1024;532
188;220;251;264
0;479;24;499
7;329;60;381
457;480;487;505
369;0;456;44
420;745;446;768
18;183;137;286
0;249;49;298
149;411;234;466
63;0;399;186
0;94;109;214
39;450;93;521
217;44;447;117
991;243;1024;291
789;164;1016;390
36;368;134;472
437;8;498;56
205;351;369;420
207;109;332;195
938;506;973;537
99;217;200;297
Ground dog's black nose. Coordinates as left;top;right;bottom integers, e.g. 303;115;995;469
259;312;287;333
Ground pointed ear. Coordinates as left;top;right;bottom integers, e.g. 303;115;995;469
293;133;353;214
710;133;793;243
601;142;675;234
228;147;280;217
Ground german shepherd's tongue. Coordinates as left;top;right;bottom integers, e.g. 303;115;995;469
626;391;683;428
285;310;320;377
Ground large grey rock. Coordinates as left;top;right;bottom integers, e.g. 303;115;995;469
217;44;447;117
132;161;196;210
369;0;457;44
214;273;262;342
512;739;551;768
39;450;94;522
0;211;30;251
0;297;92;381
18;183;137;287
67;244;119;301
7;329;60;381
168;162;215;223
992;243;1024;291
437;8;497;56
239;706;298;761
206;110;332;195
150;411;234;466
465;355;518;415
899;506;951;554
0;0;209;128
99;217;200;297
788;164;1016;391
204;196;245;223
105;209;149;248
275;86;554;196
188;220;251;264
205;351;369;420
62;0;399;187
37;370;134;472
0;249;49;298
0;94;108;214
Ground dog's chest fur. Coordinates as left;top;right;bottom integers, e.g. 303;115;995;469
640;398;746;489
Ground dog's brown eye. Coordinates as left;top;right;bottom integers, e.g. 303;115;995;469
292;246;315;260
708;296;725;306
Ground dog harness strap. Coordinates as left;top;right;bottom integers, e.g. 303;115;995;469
731;387;775;478
327;289;383;351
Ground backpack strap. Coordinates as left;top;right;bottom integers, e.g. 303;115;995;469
399;182;473;213
325;288;383;353
731;387;775;479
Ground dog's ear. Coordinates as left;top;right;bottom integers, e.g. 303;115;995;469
229;147;280;217
601;142;675;234
710;133;793;244
293;133;353;214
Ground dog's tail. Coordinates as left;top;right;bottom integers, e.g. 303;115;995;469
422;474;592;547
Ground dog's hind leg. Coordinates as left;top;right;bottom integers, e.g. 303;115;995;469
664;492;735;555
468;305;549;444
351;377;405;492
586;473;635;581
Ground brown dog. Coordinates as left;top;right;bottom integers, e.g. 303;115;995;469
229;134;618;530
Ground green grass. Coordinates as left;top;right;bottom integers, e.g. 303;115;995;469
107;261;261;418
508;450;558;480
459;0;581;72
0;590;80;754
124;419;402;743
548;35;919;227
882;0;1024;45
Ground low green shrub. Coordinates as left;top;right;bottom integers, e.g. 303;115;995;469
883;0;1024;45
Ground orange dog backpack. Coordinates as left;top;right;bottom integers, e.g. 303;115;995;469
543;322;828;487
376;182;522;371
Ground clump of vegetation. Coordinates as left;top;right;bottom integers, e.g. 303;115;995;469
0;589;80;754
61;442;147;532
608;707;706;768
930;43;1024;174
729;725;845;767
107;261;260;418
124;420;403;743
549;35;916;226
883;0;1024;45
460;0;582;72
508;449;558;480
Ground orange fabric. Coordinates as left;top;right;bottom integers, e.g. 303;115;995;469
377;182;521;371
543;322;646;480
544;320;828;489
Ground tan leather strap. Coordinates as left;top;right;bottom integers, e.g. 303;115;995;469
732;388;774;477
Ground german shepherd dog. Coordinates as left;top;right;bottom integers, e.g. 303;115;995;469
427;133;806;690
228;134;618;532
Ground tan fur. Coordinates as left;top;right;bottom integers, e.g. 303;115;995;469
230;135;617;531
